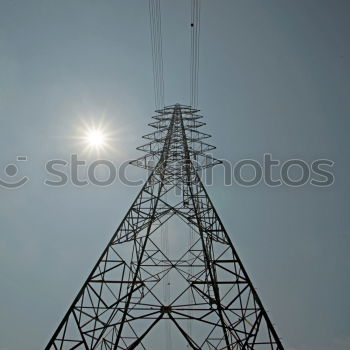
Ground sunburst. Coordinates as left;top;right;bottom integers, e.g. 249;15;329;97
74;115;117;156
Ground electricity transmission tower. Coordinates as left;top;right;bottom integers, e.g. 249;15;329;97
45;104;284;349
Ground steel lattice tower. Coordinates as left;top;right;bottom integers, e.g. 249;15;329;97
45;104;284;350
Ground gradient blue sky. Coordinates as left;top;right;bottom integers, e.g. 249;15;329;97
0;1;349;349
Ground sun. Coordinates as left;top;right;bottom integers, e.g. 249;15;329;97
84;128;106;150
73;116;117;155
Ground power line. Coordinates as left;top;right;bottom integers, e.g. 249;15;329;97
190;0;201;108
149;0;165;109
149;4;170;347
149;0;200;109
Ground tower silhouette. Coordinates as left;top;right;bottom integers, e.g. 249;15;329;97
45;104;283;349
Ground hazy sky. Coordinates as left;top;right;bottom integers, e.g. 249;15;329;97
0;1;349;349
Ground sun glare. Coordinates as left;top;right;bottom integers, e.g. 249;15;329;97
73;116;118;155
85;128;106;149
